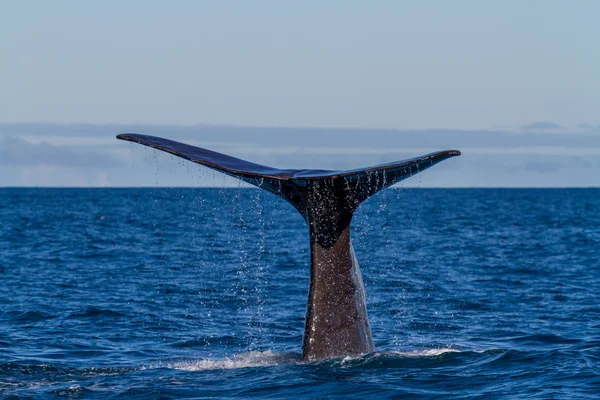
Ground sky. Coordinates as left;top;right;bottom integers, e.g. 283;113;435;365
1;1;599;187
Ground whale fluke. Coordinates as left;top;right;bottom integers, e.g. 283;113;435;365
117;133;460;360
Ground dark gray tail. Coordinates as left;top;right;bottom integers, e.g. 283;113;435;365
117;133;460;359
117;133;459;221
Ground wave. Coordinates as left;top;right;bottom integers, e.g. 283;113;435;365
0;362;135;377
148;348;491;371
2;310;55;322
69;306;127;318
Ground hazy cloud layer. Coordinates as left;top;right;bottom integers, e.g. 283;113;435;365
521;121;563;131
0;136;122;168
1;123;599;187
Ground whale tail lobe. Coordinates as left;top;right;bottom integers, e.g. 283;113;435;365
116;133;459;219
117;133;460;360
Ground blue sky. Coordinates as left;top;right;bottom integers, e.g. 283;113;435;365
1;1;599;186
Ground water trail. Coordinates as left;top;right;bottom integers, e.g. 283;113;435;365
153;149;159;185
252;188;268;348
231;185;254;350
129;142;135;172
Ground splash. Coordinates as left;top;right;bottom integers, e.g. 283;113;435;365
151;350;300;371
388;348;463;357
148;348;468;371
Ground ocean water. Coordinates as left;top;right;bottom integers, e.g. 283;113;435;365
1;187;599;398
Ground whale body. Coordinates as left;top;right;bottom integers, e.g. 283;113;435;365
117;133;460;360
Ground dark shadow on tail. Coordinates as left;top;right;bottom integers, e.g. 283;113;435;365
117;133;460;360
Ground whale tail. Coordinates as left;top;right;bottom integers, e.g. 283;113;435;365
117;133;459;220
117;133;460;360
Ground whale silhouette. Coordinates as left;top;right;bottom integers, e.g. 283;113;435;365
117;133;460;361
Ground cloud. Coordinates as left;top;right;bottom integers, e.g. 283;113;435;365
576;123;600;132
522;159;563;173
0;136;122;168
521;121;563;131
17;165;113;187
1;123;600;187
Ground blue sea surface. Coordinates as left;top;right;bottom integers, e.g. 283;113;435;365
1;187;599;398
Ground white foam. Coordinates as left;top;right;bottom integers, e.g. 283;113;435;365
390;348;463;357
336;348;463;365
148;348;467;371
151;350;299;371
